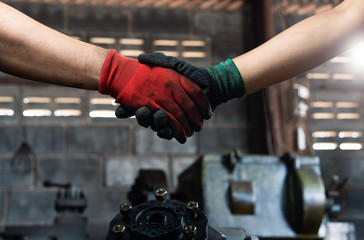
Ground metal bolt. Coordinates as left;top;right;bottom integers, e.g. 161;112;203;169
120;202;132;216
184;225;197;238
112;224;125;234
186;201;199;213
154;188;167;201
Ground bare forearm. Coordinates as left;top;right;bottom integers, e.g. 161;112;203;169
0;2;107;90
234;0;364;94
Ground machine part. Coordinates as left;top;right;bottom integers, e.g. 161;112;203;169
325;175;349;219
106;189;239;240
283;153;326;234
284;167;326;234
184;225;197;238
128;169;168;205
121;170;251;240
43;180;87;214
107;189;210;240
155;188;168;201
175;151;327;239
187;201;199;215
106;196;250;240
0;181;88;240
228;180;255;215
120;203;132;217
213;227;248;240
223;149;242;173
112;224;126;234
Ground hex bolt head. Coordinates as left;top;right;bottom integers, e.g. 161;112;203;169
112;224;125;234
186;201;199;213
120;203;132;216
184;225;197;238
154;188;167;201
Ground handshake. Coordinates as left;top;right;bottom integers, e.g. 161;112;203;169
99;50;245;143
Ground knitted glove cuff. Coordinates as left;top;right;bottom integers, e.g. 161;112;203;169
206;59;245;103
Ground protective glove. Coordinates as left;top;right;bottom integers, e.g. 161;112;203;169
115;106;174;139
116;53;245;139
138;53;245;110
99;49;211;143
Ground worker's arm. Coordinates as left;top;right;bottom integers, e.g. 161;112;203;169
0;2;211;143
0;2;106;90
137;0;364;107
122;0;364;138
235;0;364;93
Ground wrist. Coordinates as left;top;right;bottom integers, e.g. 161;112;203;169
88;46;108;90
206;59;245;104
98;50;139;98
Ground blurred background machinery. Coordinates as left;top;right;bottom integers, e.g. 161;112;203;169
173;151;355;239
0;181;88;240
0;152;356;240
106;188;251;240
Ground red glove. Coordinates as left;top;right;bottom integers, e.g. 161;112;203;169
99;50;211;143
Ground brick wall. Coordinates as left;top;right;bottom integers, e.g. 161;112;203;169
0;2;250;238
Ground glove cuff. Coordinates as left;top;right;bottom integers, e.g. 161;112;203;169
206;59;245;103
98;49;138;98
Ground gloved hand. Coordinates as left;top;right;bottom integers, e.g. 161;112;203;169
116;53;246;139
99;49;211;143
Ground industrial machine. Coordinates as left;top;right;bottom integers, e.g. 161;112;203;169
174;151;355;240
0;180;88;240
0;152;355;240
106;188;254;240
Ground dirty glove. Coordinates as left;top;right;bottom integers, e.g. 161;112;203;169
138;53;246;110
116;53;245;139
99;50;211;143
115;106;174;140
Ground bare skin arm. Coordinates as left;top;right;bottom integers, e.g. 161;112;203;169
0;2;107;90
234;0;364;94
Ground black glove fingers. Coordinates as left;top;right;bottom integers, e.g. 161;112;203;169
138;53;175;68
157;125;173;140
139;53;194;76
115;105;135;118
135;107;153;128
151;109;168;131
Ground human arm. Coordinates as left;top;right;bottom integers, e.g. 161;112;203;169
122;0;364;137
139;0;364;99
0;1;106;89
235;0;364;93
0;2;211;143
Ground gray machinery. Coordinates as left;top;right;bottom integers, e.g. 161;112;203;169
1;153;355;240
0;181;88;240
174;151;355;240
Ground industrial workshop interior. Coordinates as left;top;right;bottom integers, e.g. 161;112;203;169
0;0;363;239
